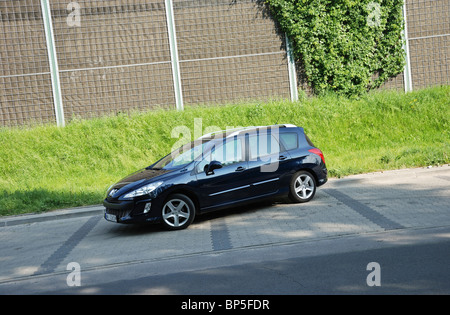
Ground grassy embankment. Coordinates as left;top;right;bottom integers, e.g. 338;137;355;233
0;86;448;216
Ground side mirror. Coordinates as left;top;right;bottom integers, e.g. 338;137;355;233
206;160;222;175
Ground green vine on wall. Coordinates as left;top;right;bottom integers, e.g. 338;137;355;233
266;0;406;96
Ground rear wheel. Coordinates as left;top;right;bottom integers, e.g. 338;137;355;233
289;170;316;203
161;194;195;230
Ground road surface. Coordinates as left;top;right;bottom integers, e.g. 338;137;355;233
0;165;449;296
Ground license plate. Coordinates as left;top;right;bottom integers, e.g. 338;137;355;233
105;212;117;222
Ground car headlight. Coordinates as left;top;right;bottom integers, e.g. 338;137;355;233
123;181;163;199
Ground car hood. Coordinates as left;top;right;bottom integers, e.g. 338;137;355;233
107;168;177;199
113;168;172;190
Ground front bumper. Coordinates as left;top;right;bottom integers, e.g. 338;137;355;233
103;198;159;224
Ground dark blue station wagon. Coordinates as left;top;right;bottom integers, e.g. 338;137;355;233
104;124;327;230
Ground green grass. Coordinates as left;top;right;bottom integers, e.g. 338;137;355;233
1;86;449;216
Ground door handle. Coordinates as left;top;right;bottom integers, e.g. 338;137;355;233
279;155;288;160
235;166;246;172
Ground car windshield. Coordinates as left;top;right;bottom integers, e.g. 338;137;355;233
149;139;210;170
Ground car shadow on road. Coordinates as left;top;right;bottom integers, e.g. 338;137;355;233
193;197;288;224
104;197;290;237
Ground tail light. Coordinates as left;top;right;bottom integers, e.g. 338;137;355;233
308;148;326;165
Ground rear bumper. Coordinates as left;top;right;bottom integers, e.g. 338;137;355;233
317;167;328;186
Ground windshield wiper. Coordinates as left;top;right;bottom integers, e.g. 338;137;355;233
146;166;161;170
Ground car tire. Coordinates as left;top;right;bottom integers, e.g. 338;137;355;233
289;170;317;203
161;193;196;230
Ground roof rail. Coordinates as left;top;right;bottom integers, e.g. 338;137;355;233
276;124;297;128
197;126;264;139
197;124;298;140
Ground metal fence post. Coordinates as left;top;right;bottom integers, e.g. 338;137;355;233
165;0;184;111
40;0;65;126
402;3;413;92
285;34;299;102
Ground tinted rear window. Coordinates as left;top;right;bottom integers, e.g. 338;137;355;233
249;134;281;160
279;133;298;151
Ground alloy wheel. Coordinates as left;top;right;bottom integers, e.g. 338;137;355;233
294;174;315;200
289;170;316;203
162;199;190;228
161;194;195;230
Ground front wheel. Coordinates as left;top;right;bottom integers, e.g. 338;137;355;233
161;194;196;230
289;171;316;203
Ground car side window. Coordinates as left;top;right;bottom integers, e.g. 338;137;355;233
249;134;281;161
196;137;243;173
211;137;243;165
279;133;298;151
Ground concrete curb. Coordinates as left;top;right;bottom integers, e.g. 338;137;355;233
0;205;104;227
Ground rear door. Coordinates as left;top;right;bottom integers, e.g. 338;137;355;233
246;131;291;197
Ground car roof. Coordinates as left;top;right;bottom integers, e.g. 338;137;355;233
197;124;301;141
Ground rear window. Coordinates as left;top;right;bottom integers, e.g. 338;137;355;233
249;134;280;160
279;133;298;151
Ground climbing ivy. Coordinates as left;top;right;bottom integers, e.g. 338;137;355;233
266;0;406;96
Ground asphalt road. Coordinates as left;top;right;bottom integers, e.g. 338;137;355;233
0;165;449;296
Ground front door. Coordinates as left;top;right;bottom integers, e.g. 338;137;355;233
195;135;250;211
